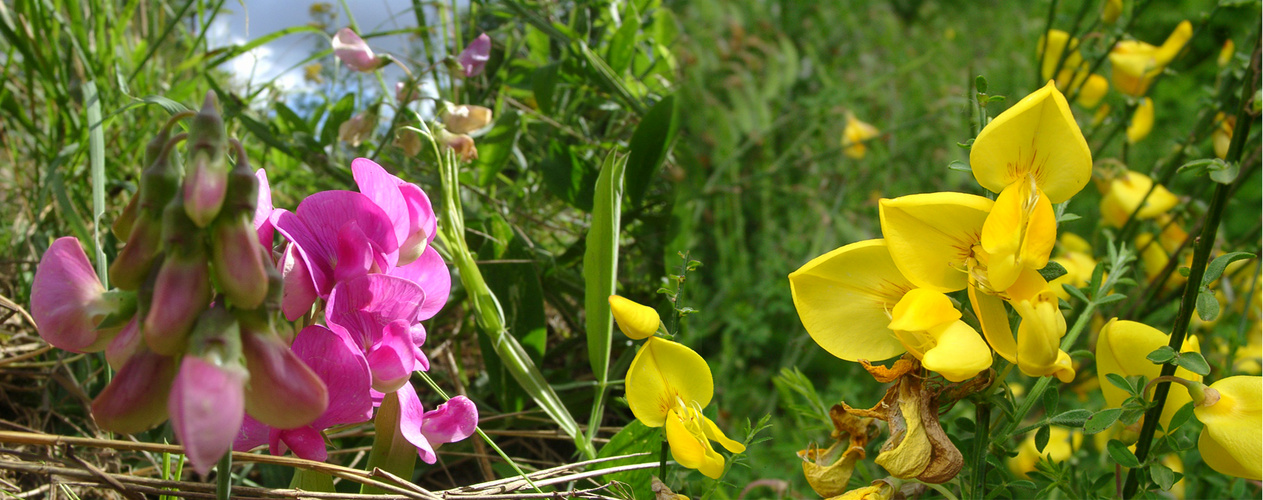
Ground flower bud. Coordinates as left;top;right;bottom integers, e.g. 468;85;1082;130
109;214;163;291
212;214;269;309
183;93;230;227
91;348;176;433
1126;97;1154;144
32;237;123;352
457;33;491;77
609;295;661;340
112;191;140;241
1219;39;1236;68
170;355;246;476
332;28;386;72
144;250;212;355
441;105;493;134
1101;0;1122;24
105;316;143;370
1076;74;1109;109
436;129;478;161
240;324;329;429
420;395;478;447
339;110;377;147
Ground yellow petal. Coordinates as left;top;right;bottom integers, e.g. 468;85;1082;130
1077;74;1109;109
1213;112;1235;159
832;480;895;500
1108;43;1159;97
878;193;993;292
981;181;1057;291
1012;291;1073;381
665;407;726;479
970;81;1092;203
888;288;961;333
1194;376;1262;480
1037;31;1082;83
609;295;661;340
1126;97;1154;144
970;284;1017;363
921;320;993;382
1008;426;1083;478
1099;170;1179;228
626;337;713;427
789;239;912;362
702;413;746;454
842;114;881;160
1096;319;1202;430
1219;39;1236;68
1155;21;1193;66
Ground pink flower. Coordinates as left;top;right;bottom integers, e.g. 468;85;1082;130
394;385;478;464
240;326;330;429
332;28;385;72
31;237;119;352
326;274;427;392
234;325;373;461
351;159;437;267
457;33;491;77
253;168;274;248
91;348;176;434
170;355;246;476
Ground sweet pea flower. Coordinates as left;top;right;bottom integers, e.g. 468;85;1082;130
970;81;1091;291
391;384;479;464
351;158;437;267
332;28;386;72
234;325;373;462
91;348;176;434
325;274;428;392
841;113;880;159
169;306;248;476
1194;376;1262;480
610;295;662;340
31;237;123;352
626;337;744;479
457;33;491;77
239;325;330;429
1126;97;1154;144
1096;319;1202;431
1109;21;1192;96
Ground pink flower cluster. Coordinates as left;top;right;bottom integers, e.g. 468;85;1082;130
30;95;475;479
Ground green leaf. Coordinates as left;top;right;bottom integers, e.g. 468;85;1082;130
1084;408;1123;435
1150;462;1176;490
1203;252;1255;285
1057;212;1081;223
591;420;659;498
290;469;336;492
975;75;988;93
1209;161;1240;184
1176;157;1226;176
1107;439;1141;468
320;93;357;145
84;81;107;288
947;160;971;172
1167;402;1195;432
606;1;640;74
532;63;560;115
1146;346;1178;364
1042;386;1059;416
1174;351;1211;376
1034;425;1051;452
584;151;628;446
541;142;598;211
1049;409;1092;427
1105;373;1135;394
1063;283;1090;303
473;110;521;186
625;95;679;206
1038;261;1068;283
1197;289;1221;321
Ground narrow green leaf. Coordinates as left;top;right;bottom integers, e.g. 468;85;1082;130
1203;252;1255;285
606;1;640;74
1107;439;1141;468
1049;409;1092;427
624;95;679;205
1105;373;1134;393
1084;408;1123;434
1063;283;1090;303
584;151;628;446
1167;402;1194;432
84;81;108;288
1174;352;1211;376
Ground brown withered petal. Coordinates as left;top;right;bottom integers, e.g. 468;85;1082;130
861;356;920;383
799;441;866;497
830;405;876;446
913;378;964;483
842;375;964;484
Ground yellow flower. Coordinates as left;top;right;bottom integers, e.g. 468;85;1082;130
1038;31;1087;90
970;82;1091;291
1093;103;1112;127
609;295;661;340
1077;74;1110;109
1008;426;1083;478
789;238;990;381
1213;112;1236;159
1136;232;1190;293
842;113;881;159
303;63;324;84
1109;21;1193;96
1096;319;1202;431
830;480;895;500
1194;376;1262;480
1219;39;1236;68
1098;170;1179;228
1126;97;1154;144
1049;233;1097;302
1102;0;1123;24
625;337;744;479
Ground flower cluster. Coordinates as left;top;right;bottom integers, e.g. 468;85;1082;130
29;94;474;476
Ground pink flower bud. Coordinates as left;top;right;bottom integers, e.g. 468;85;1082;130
113;190;140;241
395;81;418;104
91;348;176;434
212;214;269;309
105;316;142;370
108;215;162;291
240;326;329;429
457;33;491;77
279;244;318;321
183;93;231;228
170;355;246;476
143;251;212;356
332;28;385;72
32;237;118;352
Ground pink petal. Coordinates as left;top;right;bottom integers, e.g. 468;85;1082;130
352;158;411;250
396;178;437;266
279;244;319;321
254;169;274;248
31;237;110;352
143;252;212;356
394;384;437;464
291;325;374;429
211;215;268;309
169;356;246;476
366;320;416;393
241;327;329;430
332;28;382;72
233;415;270;452
91;349;176;434
421;396;478;445
104;316;142;370
271;191;400;295
334;221;378;283
326;274;426;350
409;323;430;372
276;426;328;462
388;246;450;321
457;33;491;77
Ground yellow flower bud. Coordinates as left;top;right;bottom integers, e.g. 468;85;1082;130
1126;97;1154;144
609;295;661;340
1219;39;1236;68
841;113;880;159
1077;74;1109;109
1102;0;1123;24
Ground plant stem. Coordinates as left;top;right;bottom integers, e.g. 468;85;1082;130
659;435;669;481
970;399;991;499
1121;37;1258;499
216;451;231;500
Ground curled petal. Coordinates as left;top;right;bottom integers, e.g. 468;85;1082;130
879;193;993;292
969;81;1092;203
1012;292;1073;382
352;158;412;253
367;321;416;393
888;288;961;333
254;169;274;247
170;356;246;476
981;181;1056;291
271;426;328;462
395;383;438;464
388;246;450;321
421;396;479;445
1126;97;1154;144
32;237;113;352
969;285;1017;363
919;321;992;382
291;325;374;429
609;295;661;340
626;337;713;427
665;407;726;479
280;244;319;321
326;274;426;351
